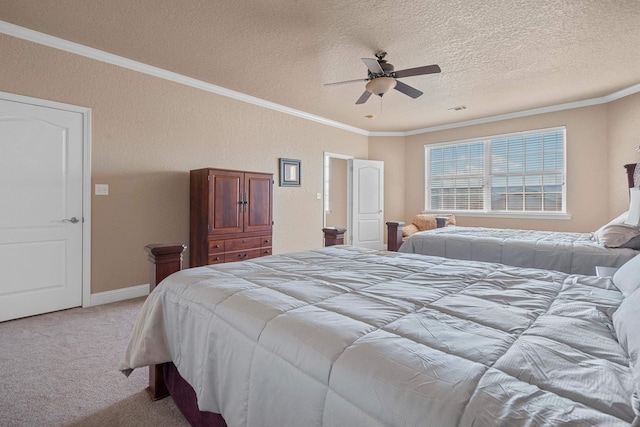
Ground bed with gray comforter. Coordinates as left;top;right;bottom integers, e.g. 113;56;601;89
399;226;638;275
121;245;640;426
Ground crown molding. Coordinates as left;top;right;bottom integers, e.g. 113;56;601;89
395;83;640;137
0;20;369;136
2;20;639;139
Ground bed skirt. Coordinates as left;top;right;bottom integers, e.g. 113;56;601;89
163;362;227;427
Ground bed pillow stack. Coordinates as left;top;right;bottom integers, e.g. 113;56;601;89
593;211;640;249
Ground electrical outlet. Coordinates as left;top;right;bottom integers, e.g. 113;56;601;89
95;184;109;196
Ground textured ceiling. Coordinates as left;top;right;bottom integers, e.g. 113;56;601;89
1;0;640;133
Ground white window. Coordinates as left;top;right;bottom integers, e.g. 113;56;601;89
425;127;566;216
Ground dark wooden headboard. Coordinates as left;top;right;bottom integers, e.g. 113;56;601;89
625;163;637;189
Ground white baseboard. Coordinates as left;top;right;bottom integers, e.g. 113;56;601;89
88;284;150;307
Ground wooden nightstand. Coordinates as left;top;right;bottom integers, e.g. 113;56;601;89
323;227;347;246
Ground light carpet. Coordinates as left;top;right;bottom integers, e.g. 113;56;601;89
0;297;190;426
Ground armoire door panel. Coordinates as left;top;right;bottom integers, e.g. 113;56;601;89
210;171;243;235
244;173;273;233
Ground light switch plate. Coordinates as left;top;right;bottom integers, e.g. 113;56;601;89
95;184;109;196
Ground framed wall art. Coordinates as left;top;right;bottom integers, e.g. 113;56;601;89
279;158;301;187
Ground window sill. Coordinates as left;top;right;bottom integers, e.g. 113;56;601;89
422;211;572;220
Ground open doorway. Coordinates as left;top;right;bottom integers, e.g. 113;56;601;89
323;152;352;244
323;152;385;249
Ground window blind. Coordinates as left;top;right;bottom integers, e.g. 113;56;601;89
426;127;565;214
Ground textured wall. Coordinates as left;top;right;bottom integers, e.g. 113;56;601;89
0;34;368;294
368;135;406;242
607;92;640;217
2;30;639;296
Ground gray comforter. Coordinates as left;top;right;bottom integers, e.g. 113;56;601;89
399;226;638;275
121;246;635;426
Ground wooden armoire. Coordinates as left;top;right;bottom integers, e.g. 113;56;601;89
189;168;273;267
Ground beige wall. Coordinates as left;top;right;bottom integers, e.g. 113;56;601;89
607;92;640;216
0;35;368;294
401;104;619;233
369;135;406;242
2;33;639;296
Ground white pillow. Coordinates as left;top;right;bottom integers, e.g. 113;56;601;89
593;211;640;248
625;188;640;226
613;288;640;353
613;254;640;297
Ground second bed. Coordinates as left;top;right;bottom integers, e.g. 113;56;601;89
393;163;640;275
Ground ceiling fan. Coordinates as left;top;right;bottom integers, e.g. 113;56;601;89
324;51;441;104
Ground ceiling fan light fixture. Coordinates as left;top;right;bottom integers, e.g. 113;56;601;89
365;77;396;96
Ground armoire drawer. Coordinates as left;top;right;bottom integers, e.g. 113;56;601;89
225;248;262;263
261;237;272;248
207;254;225;265
208;240;225;254
225;237;261;252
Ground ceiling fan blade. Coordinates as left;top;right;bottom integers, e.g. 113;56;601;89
323;78;368;86
394;80;423;99
355;91;372;104
394;64;441;79
361;58;383;74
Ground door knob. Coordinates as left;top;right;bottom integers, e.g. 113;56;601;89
62;217;80;224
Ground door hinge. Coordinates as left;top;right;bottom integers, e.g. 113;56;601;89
207;223;211;231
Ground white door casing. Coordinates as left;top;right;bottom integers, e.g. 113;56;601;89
0;92;90;322
349;159;384;250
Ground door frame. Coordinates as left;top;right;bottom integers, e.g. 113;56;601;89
1;91;92;308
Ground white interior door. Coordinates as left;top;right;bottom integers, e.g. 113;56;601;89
349;159;384;250
0;95;85;322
